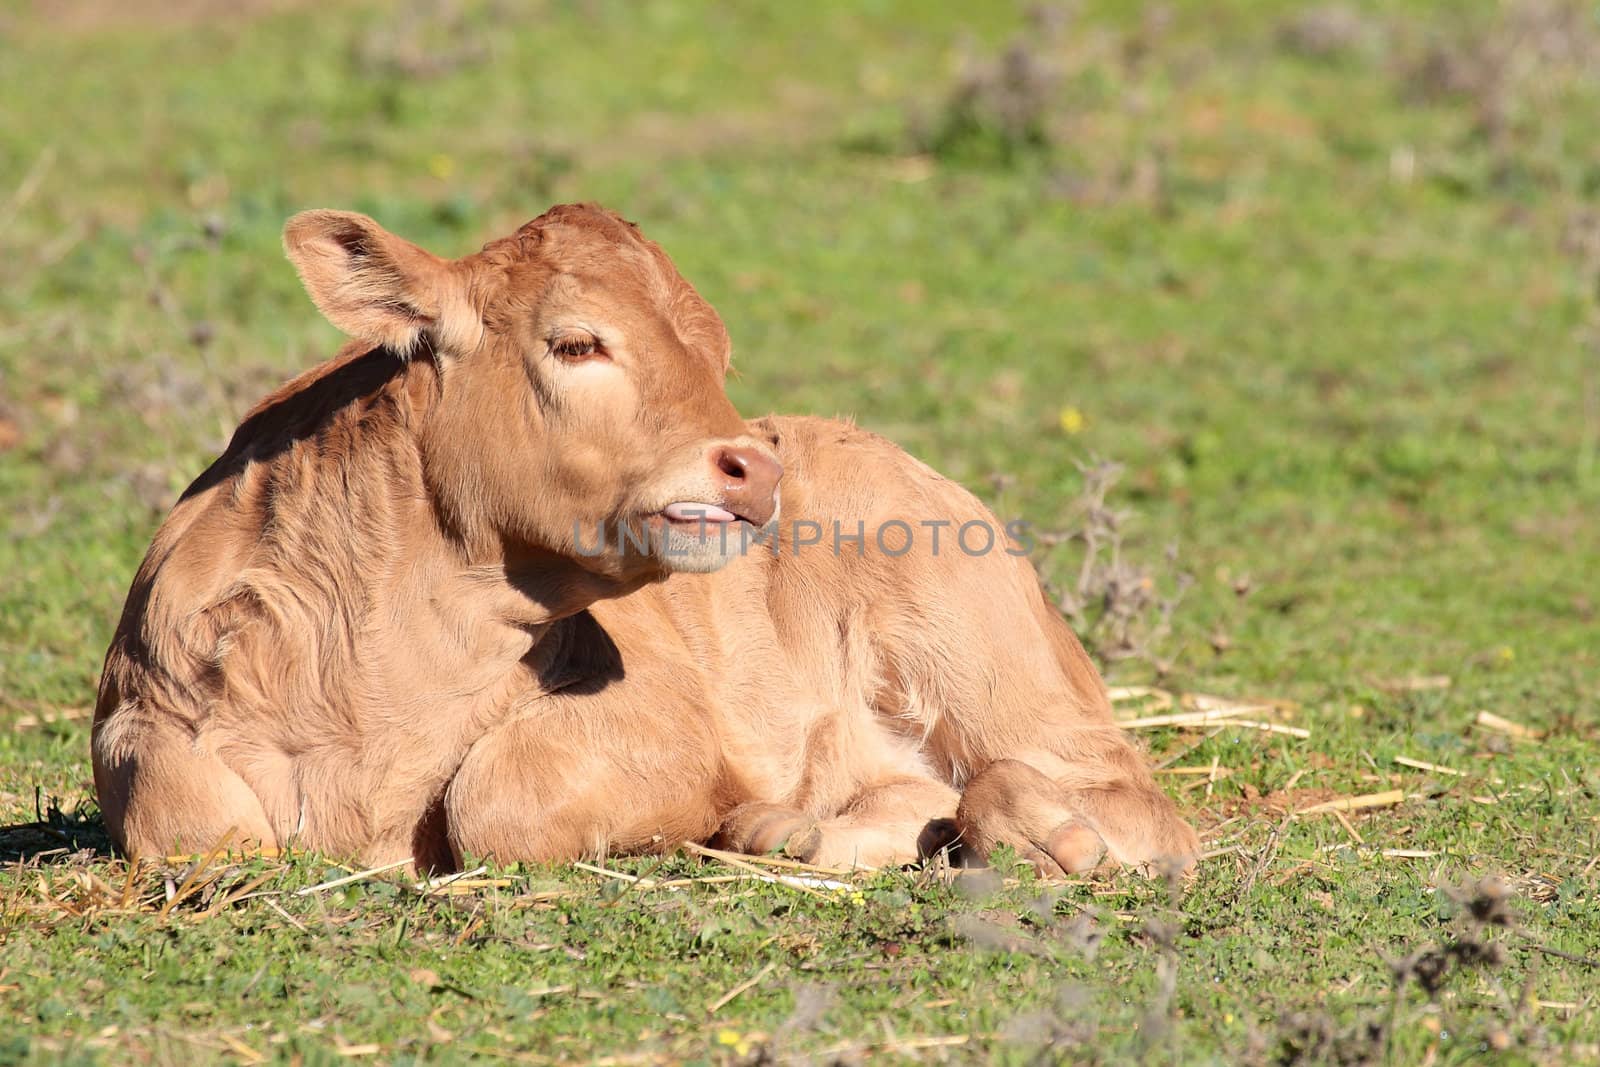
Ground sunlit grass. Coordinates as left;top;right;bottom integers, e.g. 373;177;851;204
2;1;1597;1062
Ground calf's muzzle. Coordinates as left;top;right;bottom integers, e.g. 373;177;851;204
711;445;783;528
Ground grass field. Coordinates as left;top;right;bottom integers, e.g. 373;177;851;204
3;0;1599;1062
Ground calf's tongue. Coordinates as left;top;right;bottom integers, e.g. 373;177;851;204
664;502;736;523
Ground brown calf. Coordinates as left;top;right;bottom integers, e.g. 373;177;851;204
93;205;1198;875
94;205;783;865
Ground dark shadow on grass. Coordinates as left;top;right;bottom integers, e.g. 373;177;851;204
0;809;115;865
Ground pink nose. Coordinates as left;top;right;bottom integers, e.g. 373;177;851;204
712;445;782;527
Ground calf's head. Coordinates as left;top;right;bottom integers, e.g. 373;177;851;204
283;203;780;583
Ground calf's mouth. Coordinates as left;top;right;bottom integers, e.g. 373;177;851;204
652;498;779;532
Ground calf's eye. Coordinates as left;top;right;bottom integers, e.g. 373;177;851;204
550;334;602;363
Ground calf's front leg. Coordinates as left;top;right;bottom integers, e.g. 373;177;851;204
953;743;1199;876
93;715;279;859
899;559;1200;875
715;775;961;870
444;687;724;868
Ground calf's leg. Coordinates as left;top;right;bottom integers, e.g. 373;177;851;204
947;719;1200;875
444;690;722;867
93;716;278;858
715;776;960;870
953;749;1197;875
771;415;1198;875
876;536;1199;874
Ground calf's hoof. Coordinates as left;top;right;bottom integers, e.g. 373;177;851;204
713;803;822;861
956;760;1106;877
955;758;1199;879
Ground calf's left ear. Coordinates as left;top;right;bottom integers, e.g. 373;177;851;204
283;210;475;356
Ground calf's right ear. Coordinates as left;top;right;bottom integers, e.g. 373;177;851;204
283;210;474;356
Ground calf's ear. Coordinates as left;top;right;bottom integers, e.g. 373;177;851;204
283;210;474;356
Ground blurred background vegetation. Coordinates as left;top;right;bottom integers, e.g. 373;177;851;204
2;1;1599;1060
5;0;1598;715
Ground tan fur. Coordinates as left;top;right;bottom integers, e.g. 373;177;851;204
94;205;1198;875
448;417;1199;873
94;204;782;865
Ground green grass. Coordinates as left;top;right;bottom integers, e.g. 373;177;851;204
3;0;1599;1062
